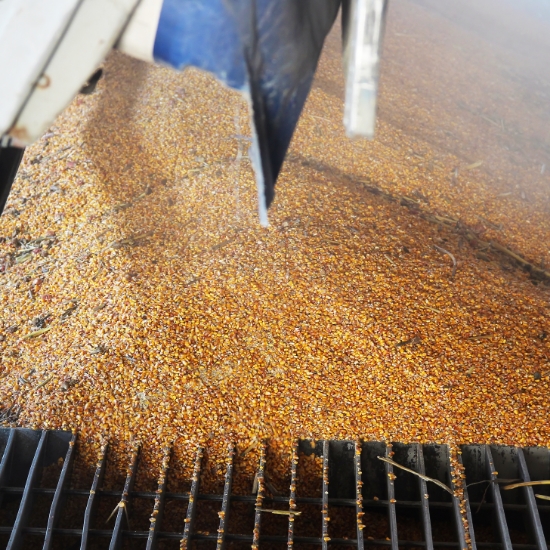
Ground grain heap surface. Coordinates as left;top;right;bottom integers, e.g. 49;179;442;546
1;0;550;485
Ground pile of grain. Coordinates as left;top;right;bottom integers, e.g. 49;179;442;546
1;0;549;493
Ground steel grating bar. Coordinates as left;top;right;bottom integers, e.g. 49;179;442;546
516;448;547;550
287;441;298;550
0;485;462;509
216;444;235;550
448;448;469;550
81;442;108;550
43;432;77;550
322;440;330;550
457;449;476;550
384;444;398;550
355;441;365;550
252;443;267;550
0;428;16;509
485;446;513;550
416;444;433;550
7;430;48;550
181;446;203;550
146;445;171;550
469;501;550;511
2;524;544;548
109;443;140;550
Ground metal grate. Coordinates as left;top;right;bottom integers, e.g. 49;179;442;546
0;429;548;550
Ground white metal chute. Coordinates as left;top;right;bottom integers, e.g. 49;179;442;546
9;0;142;145
117;0;164;63
0;0;82;141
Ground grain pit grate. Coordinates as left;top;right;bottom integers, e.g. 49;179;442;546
0;429;548;550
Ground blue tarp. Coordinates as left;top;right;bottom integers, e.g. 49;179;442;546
153;0;341;224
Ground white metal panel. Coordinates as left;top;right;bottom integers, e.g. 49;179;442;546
9;0;141;145
117;0;163;62
0;0;82;136
0;0;19;38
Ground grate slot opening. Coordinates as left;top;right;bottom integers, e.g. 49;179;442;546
391;444;423;502
19;532;49;549
226;500;256;536
0;494;22;528
361;442;389;503
38;458;65;490
360;442;392;543
425;505;458;545
193;499;223;538
327;504;358;541
297;441;323;498
54;493;89;528
290;502;322;540
390;443;425;545
130;496;158;531
393;503;424;543
0;429;42;488
93;494;122;530
26;492;54;528
292;442;323;542
161;497;189;534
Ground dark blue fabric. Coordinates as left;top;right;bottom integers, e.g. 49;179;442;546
154;0;247;89
153;0;340;213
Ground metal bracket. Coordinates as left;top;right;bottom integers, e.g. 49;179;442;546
343;0;389;139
